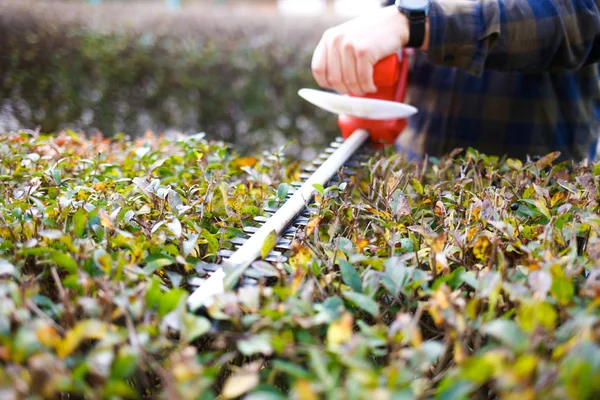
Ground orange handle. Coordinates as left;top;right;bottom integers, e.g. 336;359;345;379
338;51;410;146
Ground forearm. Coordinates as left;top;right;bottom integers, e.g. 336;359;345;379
426;0;600;75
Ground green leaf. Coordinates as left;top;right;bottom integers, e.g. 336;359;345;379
185;314;211;342
384;257;409;293
201;229;219;255
110;346;139;380
143;253;176;275
158;289;186;317
261;230;277;260
551;275;574;305
312;183;325;195
533;199;551;219
339;260;362;293
145;276;162;310
343;291;380;317
49;251;78;274
435;379;473;400
238;333;273;356
277;183;290;201
410;178;424;195
482;319;527;352
272;360;311;379
73;208;87;238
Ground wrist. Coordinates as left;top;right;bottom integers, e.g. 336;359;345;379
393;9;411;49
421;19;429;51
395;0;430;50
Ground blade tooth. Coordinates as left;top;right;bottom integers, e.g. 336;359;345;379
335;137;344;143
274;242;292;251
291;181;303;187
194;262;221;273
312;160;324;166
265;254;288;263
344;160;362;169
305;207;318;215
323;147;336;154
303;165;318;173
292;217;309;227
299;173;312;180
330;141;342;148
254;216;269;223
241;277;259;286
230;237;247;246
217;249;235;259
242;226;259;234
264;205;279;213
318;153;329;160
339;168;357;176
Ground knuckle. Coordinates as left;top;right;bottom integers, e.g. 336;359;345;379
312;64;325;76
341;40;355;52
355;46;368;58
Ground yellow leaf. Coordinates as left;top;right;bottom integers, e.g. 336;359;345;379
431;233;446;253
99;209;114;230
472;236;491;262
261;230;277;260
513;354;538;380
535;151;561;169
222;362;260;399
327;313;353;348
533;199;551;219
36;324;60;348
356;238;369;253
231;156;258;170
434;201;445;217
290;243;312;271
550;192;565;208
57;320;107;358
454;341;467;365
503;389;536;400
466;227;478;243
92;181;108;191
293;380;318;400
305;216;322;237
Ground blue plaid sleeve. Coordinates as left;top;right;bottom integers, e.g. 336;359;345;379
428;0;600;75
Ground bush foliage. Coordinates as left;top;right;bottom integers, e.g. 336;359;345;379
0;2;337;157
1;130;600;399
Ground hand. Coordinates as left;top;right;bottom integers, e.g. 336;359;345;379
311;6;411;96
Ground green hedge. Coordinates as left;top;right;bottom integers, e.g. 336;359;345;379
0;2;338;157
2;131;600;398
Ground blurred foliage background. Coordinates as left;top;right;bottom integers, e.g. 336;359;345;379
0;0;360;158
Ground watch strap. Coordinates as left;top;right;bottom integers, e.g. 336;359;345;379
406;14;426;48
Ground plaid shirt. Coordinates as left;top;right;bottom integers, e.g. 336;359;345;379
385;0;600;161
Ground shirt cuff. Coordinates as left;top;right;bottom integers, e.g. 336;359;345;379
427;0;501;76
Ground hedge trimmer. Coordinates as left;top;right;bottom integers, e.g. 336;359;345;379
188;51;415;310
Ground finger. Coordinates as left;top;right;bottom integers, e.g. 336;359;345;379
327;40;349;94
341;41;363;95
355;47;377;93
311;39;329;89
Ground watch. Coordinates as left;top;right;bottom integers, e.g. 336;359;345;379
395;0;430;48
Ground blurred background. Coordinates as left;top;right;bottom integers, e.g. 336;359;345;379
0;0;381;159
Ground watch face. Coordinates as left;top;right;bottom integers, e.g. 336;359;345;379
397;0;429;10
